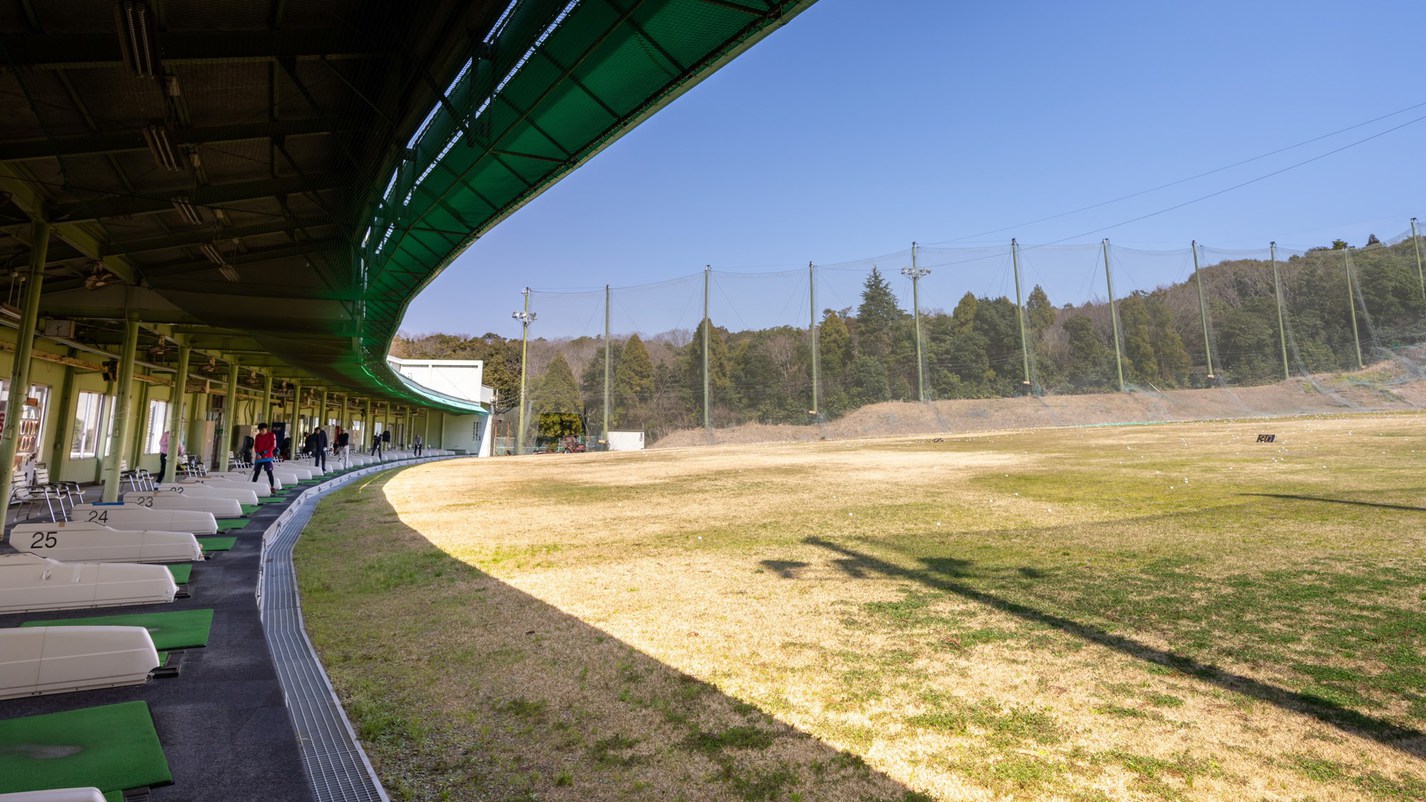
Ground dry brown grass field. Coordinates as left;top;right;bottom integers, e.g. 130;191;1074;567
297;412;1426;801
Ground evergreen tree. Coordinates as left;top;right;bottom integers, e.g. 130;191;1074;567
683;320;732;420
855;267;904;359
533;353;583;439
612;334;654;428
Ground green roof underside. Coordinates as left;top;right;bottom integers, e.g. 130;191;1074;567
0;0;817;413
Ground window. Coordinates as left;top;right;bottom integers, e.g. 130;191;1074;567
71;391;105;459
145;400;169;454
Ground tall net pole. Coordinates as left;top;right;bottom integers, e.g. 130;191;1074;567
809;261;819;418
603;284;611;443
1191;241;1215;381
1102;239;1126;392
902;242;931;403
702;265;711;430
514;288;533;454
1270;242;1290;381
1412;217;1424;305
1345;249;1363;369
1011;238;1031;392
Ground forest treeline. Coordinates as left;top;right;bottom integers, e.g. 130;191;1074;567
393;237;1426;444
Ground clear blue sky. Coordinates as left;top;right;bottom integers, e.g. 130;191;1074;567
403;0;1425;340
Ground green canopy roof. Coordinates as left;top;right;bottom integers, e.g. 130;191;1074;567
0;0;817;412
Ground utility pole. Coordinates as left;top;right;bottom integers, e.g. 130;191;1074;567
1345;248;1363;369
901;242;931;403
603;284;611;444
512;288;535;454
1270;242;1289;381
1010;239;1031;393
809;261;819;418
1191;241;1215;382
702;265;711;430
1102;239;1125;392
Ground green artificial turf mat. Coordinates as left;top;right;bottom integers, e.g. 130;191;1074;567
165;564;192;584
215;519;248;531
0;701;172;796
240;504;259;516
258;496;286;504
22;609;214;650
198;536;237;552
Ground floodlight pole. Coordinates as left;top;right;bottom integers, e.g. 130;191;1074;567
1270;242;1289;381
702;265;711;430
1412;217;1424;305
809;261;819;418
1102;239;1125;392
1010;238;1031;393
902;243;931;403
1191;241;1215;382
1345;249;1363;369
514;288;534;454
603;284;611;442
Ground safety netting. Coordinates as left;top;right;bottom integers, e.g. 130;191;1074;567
504;223;1426;449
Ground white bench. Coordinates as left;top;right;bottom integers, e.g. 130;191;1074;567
158;484;259;506
0;626;160;701
10;521;205;562
120;493;242;519
0;553;177;614
185;476;272;497
68;504;219;535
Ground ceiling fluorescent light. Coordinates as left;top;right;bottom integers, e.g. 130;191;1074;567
115;1;160;78
141;124;183;171
218;263;240;283
171;195;204;225
199;242;223;264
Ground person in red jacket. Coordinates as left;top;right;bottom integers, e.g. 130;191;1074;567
252;422;278;490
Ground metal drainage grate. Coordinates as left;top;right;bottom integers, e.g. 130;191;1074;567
259;458;457;802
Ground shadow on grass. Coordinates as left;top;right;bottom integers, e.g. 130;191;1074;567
297;474;925;802
800;536;1426;758
1243;493;1426;513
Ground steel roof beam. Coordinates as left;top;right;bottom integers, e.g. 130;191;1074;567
0;31;394;70
0;117;373;162
48;173;347;223
100;218;335;257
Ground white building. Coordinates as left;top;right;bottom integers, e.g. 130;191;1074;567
388;357;495;457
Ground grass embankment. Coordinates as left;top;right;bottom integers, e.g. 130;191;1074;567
297;414;1426;801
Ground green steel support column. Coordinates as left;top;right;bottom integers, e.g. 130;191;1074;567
516;287;531;454
261;374;273;425
318;388;327;430
1412;218;1424;304
702;266;711;430
48;355;77;476
129;381;150;470
1345;249;1363;369
291;380;302;435
1191;242;1215;381
163;339;191;484
602;284;611;443
1011;239;1031;392
1103;240;1126;392
904;243;928;403
222;360;239;472
809;262;819;418
340;395;349;432
405;407;413;448
1270;242;1290;381
364;398;373;451
0;219;50;518
101;317;141;502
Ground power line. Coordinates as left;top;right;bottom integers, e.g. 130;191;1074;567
927;99;1426;245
